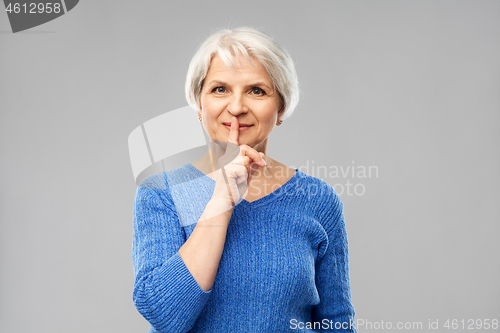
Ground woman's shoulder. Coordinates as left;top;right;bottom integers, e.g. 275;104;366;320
138;171;168;191
293;169;344;227
136;163;200;203
137;163;201;190
294;169;341;201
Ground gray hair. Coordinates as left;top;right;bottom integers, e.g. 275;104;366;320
185;27;299;122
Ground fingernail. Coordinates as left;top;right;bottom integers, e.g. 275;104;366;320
262;158;267;166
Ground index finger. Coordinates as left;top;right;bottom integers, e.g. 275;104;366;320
227;116;239;146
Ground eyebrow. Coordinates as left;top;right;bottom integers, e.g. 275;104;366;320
207;80;273;91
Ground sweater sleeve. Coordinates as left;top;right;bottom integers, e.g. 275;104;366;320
132;173;212;333
312;189;357;333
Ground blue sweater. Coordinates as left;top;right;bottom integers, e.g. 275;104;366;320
132;163;357;332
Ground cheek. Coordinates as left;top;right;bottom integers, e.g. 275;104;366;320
200;98;223;136
258;103;280;123
201;97;223;118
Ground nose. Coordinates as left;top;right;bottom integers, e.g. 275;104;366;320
227;93;248;116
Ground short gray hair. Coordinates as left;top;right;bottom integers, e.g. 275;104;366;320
185;27;299;122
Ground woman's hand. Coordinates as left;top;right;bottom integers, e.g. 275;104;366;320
211;116;266;208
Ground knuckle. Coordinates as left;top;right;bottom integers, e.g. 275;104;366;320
240;144;252;153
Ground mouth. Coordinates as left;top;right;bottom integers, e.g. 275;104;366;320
222;122;252;127
222;122;253;131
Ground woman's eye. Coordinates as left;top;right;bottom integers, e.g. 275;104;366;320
251;88;265;95
212;86;226;94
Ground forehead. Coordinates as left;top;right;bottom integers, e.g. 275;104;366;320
206;54;271;82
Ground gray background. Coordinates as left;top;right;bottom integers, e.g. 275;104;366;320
1;1;499;332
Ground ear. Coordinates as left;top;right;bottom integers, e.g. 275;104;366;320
198;80;205;111
197;96;202;112
277;93;285;118
277;103;285;118
276;107;285;126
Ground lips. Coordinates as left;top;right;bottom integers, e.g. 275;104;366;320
222;123;253;132
222;122;253;127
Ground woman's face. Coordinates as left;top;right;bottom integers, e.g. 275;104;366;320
198;54;282;149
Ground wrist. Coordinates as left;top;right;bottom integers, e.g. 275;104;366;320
199;198;234;223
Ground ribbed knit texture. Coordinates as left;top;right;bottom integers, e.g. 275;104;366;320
132;163;357;333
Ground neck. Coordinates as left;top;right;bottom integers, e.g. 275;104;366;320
252;138;268;157
193;139;277;181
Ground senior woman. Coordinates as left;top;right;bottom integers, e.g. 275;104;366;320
132;27;357;332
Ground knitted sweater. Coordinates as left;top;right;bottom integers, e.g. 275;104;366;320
132;163;357;333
